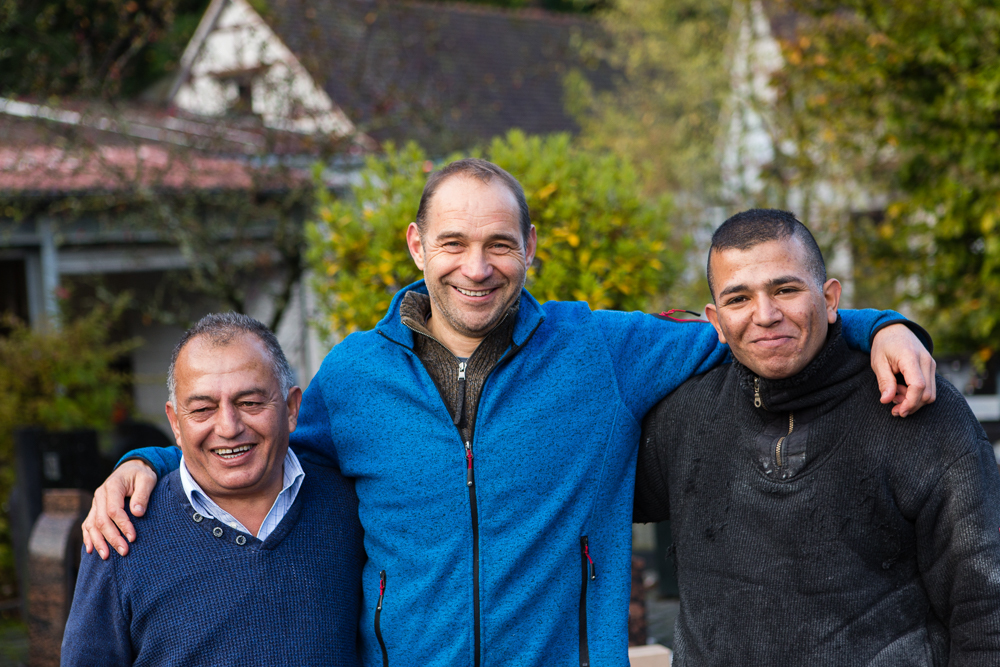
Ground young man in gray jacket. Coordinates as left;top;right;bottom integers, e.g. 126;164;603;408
635;209;1000;666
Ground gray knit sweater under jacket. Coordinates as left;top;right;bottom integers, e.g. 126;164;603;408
635;321;1000;666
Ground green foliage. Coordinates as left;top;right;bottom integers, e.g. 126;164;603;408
0;0;210;98
0;297;138;599
307;130;683;337
779;0;1000;363
567;0;732;198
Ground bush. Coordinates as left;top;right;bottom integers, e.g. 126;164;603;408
0;299;138;600
307;130;685;337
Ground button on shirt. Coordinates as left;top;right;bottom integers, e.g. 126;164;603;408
179;448;305;541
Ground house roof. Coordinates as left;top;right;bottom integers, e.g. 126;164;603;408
259;0;611;152
0;106;309;196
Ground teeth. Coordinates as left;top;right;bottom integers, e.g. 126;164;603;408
456;287;491;297
215;444;253;459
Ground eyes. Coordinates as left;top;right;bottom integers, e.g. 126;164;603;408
722;286;804;307
186;399;266;416
440;240;514;254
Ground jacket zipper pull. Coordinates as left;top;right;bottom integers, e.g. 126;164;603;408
754;376;762;409
377;570;386;611
583;537;596;580
465;440;474;487
454;361;467;425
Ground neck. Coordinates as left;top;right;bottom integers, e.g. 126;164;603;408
426;314;484;358
201;466;284;537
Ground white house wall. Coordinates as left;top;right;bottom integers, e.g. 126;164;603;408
173;0;354;136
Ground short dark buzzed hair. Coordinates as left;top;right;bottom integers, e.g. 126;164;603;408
707;208;827;299
415;158;531;242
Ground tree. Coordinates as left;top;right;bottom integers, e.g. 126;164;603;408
306;130;683;338
567;0;733;199
0;0;211;98
0;296;138;599
776;0;1000;366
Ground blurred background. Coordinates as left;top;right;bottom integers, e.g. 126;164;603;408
1;0;999;661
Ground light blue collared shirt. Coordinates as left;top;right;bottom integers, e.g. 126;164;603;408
179;448;305;541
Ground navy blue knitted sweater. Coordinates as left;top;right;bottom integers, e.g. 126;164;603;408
61;457;364;666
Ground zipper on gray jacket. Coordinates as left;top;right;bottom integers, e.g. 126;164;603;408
775;412;795;468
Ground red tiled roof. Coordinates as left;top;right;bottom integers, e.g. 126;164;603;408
0;144;303;194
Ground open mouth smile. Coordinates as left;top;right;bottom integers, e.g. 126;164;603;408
454;286;495;297
212;444;256;460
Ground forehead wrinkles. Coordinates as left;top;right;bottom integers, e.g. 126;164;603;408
429;178;518;222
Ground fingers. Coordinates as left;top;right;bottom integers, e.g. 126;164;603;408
83;492;113;560
129;466;158;517
873;362;899;406
922;353;937;404
82;501;97;556
892;354;929;418
94;479;133;558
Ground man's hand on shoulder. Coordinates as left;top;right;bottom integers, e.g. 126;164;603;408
870;323;937;417
82;460;158;560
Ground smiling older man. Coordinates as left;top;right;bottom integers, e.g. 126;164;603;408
84;162;938;667
635;209;1000;666
61;314;363;666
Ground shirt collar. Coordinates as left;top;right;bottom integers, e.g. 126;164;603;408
179;447;304;527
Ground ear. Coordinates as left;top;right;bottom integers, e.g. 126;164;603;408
822;278;842;324
165;402;183;446
286;386;303;432
704;302;728;344
406;222;426;271
524;225;537;267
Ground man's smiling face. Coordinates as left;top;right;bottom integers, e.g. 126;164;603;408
705;235;841;380
406;175;536;352
165;334;300;503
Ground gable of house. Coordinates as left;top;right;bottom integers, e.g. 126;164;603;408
170;0;610;153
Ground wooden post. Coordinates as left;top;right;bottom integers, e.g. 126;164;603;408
629;554;648;646
27;489;91;667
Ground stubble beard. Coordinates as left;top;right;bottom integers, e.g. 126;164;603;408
427;273;525;340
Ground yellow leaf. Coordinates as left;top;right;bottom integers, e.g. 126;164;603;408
983;213;996;233
537;182;558;200
568;233;580;248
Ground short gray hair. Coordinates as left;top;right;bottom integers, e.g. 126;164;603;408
167;312;295;405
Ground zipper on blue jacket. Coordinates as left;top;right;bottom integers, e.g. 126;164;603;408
454;361;467;425
395;309;544;667
465;438;481;666
579;536;595;667
375;570;388;667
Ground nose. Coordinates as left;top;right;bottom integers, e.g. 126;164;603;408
752;296;782;327
215;401;245;439
461;246;493;283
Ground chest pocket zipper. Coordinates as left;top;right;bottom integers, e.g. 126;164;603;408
375;570;388;667
775;412;795;468
579;536;597;667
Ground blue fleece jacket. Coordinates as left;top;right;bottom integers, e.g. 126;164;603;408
62;459;364;666
129;282;919;667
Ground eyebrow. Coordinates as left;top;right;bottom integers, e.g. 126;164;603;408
719;275;807;299
184;388;269;404
435;230;522;246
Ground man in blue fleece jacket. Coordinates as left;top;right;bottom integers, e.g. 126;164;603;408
62;314;364;666
82;160;936;667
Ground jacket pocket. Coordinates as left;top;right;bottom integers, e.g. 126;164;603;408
375;570;388;667
579;536;597;667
